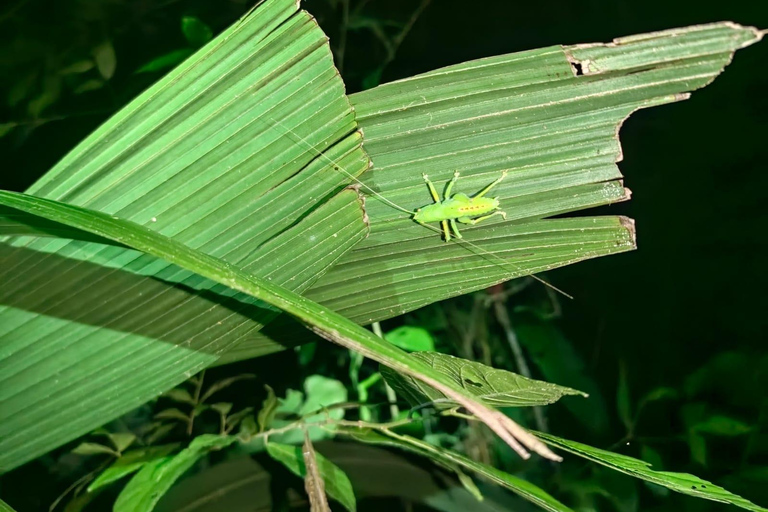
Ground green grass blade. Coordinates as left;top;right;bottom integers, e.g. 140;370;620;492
348;429;572;512
535;431;767;512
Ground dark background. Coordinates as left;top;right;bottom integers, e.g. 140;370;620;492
1;0;766;510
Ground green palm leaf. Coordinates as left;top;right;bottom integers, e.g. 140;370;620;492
226;22;764;359
0;0;370;472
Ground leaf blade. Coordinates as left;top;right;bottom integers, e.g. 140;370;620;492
114;435;235;512
348;429;572;512
381;351;586;409
267;441;356;512
535;431;768;512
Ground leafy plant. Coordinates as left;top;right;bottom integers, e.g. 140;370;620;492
0;0;765;510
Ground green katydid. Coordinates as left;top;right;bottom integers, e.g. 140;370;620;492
414;170;508;242
266;118;571;297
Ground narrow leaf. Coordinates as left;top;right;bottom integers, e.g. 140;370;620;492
210;403;233;416
267;441;356;512
114;435;235;512
154;409;190;422
348;429;572;512
88;444;179;492
257;385;278;432
71;442;117;457
456;468;484;502
164;388;196;405
535;431;767;512
692;415;752;436
108;432;137;453
381;352;586;409
59;60;95;75
225;407;253;431
92;41;116;80
135;48;194;74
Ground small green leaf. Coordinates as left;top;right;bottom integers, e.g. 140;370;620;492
271;376;348;445
688;432;707;466
640;387;678;404
164;388;195;405
267;442;356;512
92;41;116;80
27;75;61;117
73;78;105;94
154;408;190;422
71;442;117;457
535;432;768;512
181;16;213;47
238;415;258;440
200;374;255;404
384;326;436;352
456;468;484;502
693;415;753;437
226;408;253;431
108;432;137;453
114;435;235;512
257;385;279;432
277;389;304;416
211;402;233;416
59;60;95;75
135;48;194;73
301;375;348;416
381;352;586;409
88;444;179;492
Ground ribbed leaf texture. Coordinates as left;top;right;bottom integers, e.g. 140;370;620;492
380;352;586;409
225;22;763;361
0;0;370;472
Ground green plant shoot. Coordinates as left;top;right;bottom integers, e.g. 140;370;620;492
414;170;508;241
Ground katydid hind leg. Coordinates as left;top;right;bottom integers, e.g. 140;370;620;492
441;220;451;242
423;173;441;203
449;218;463;239
475;170;508;198
444;170;460;200
458;210;507;225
